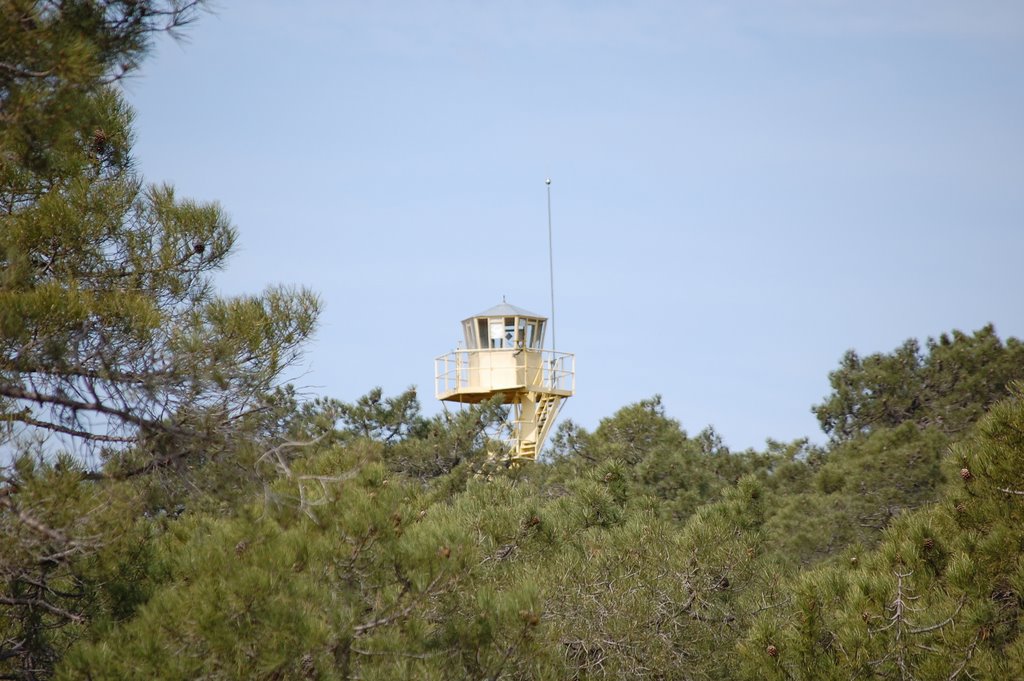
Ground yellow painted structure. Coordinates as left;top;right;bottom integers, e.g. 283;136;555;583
435;302;574;461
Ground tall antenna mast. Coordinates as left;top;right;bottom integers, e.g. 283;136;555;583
546;177;556;352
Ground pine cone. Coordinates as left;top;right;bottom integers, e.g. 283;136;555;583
300;653;316;678
922;537;935;550
91;128;108;154
960;467;973;481
766;644;778;657
493;543;516;561
519;610;540;627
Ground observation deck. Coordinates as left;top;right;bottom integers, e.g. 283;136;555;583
434;348;574;403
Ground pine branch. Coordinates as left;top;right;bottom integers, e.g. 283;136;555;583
0;597;85;624
353;573;445;635
350;648;440;660
907;598;966;635
12;576;83;601
0;62;52;78
996;486;1024;497
0;382;170;434
947;633;980;681
3;412;135;443
0;497;67;544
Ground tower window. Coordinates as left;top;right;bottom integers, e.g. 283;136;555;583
478;319;489;349
489;320;504;348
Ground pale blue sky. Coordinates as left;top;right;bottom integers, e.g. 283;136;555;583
126;1;1024;451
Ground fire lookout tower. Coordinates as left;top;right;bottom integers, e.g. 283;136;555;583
434;302;574;461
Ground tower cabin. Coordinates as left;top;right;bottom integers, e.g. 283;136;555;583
435;302;574;461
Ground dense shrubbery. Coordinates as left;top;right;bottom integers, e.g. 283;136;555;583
7;350;1023;679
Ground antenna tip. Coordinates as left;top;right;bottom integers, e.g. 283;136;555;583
545;178;551;185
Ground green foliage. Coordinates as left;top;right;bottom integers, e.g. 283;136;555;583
290;387;514;485
58;442;547;680
764;423;951;567
1;4;321;677
814;325;1024;441
1;100;321;462
389;400;509;484
0;453;155;677
1;0;205;191
54;425;785;680
740;389;1024;681
545;398;773;523
2;1;319;466
295;386;428;445
3;359;1017;680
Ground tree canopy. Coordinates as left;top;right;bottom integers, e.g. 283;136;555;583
1;3;318;675
813;325;1024;442
1;0;319;471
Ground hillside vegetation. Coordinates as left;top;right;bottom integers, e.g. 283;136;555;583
3;4;1024;680
5;329;1024;680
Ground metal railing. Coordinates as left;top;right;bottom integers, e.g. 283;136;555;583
434;349;575;398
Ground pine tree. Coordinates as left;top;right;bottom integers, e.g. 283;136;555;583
1;0;319;471
1;4;319;676
813;326;1024;442
740;387;1024;680
0;89;319;467
56;440;550;680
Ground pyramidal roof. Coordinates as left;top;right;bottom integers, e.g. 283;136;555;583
466;302;546;320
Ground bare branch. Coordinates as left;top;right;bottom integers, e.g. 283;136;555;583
0;62;52;78
0;497;66;544
996;486;1024;497
0;383;170;434
353;573;446;635
0;597;85;624
2;412;136;443
908;599;966;635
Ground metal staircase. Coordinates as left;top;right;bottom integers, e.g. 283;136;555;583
514;393;561;460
